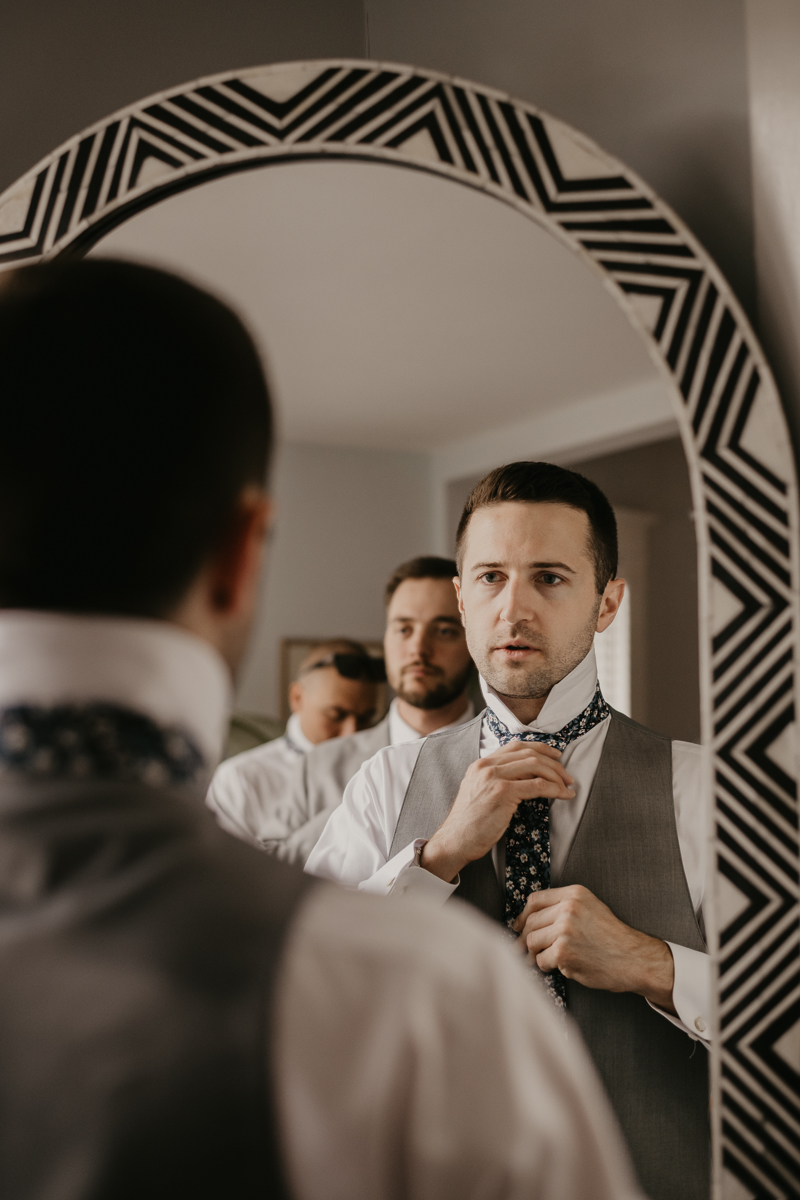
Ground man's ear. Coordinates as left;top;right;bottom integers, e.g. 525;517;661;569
208;488;271;617
453;576;467;628
596;577;626;633
168;488;272;673
288;680;303;714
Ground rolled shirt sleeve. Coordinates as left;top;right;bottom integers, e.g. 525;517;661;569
306;739;425;883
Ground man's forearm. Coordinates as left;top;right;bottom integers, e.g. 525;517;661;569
627;935;676;1013
420;833;468;884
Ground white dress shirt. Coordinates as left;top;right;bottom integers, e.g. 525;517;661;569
209;697;475;857
0;612;644;1200
388;696;475;744
206;712;312;844
307;647;712;1043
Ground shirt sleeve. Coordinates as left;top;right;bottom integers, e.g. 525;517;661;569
305;740;426;886
207;747;307;849
648;943;712;1043
358;838;457;904
276;885;645;1200
205;759;266;848
270;805;339;867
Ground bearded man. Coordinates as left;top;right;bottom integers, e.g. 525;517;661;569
268;555;475;863
307;462;710;1200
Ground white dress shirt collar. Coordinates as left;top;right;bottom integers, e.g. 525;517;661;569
479;647;599;735
284;712;315;754
388;696;476;745
0;611;231;767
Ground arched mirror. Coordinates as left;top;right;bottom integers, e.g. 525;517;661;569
1;60;797;1197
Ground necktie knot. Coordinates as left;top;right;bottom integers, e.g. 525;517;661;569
485;683;610;751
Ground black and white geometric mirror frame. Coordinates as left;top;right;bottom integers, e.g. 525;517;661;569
0;60;797;1198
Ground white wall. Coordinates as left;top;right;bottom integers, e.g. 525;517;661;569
431;376;677;555
2;1;755;323
236;440;433;716
369;0;756;323
745;0;800;446
238;377;682;717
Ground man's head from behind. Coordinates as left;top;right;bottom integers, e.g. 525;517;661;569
384;556;473;710
290;639;380;744
0;259;272;669
454;462;624;702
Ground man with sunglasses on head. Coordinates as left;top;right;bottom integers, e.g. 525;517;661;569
207;638;380;847
272;556;477;864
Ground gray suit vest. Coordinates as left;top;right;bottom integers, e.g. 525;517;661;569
278;714;394;864
390;709;709;1200
0;775;313;1199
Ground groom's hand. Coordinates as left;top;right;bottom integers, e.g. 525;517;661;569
421;742;574;884
513;885;676;1011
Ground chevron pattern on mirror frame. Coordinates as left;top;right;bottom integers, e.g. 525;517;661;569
0;60;797;1199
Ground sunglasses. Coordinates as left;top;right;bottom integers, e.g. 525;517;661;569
304;653;387;683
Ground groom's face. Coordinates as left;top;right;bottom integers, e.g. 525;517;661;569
455;501;618;701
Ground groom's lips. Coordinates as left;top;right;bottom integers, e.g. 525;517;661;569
493;642;540;660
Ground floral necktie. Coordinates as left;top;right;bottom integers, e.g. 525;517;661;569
485;684;610;1009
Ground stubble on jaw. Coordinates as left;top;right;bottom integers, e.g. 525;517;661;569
394;661;474;710
469;602;601;701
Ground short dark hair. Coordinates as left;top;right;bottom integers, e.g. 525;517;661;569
455;462;618;592
0;259;272;616
385;555;458;604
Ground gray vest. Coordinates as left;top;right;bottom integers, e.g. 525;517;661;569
390;710;709;1200
0;775;313;1199
277;714;394;864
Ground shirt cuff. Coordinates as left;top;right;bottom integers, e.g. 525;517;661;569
358;840;459;905
647;941;711;1044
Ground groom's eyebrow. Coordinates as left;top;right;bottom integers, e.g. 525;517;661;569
471;560;577;573
530;561;576;573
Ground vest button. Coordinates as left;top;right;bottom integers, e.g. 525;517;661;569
694;1017;707;1033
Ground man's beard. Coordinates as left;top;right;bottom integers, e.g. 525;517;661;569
470;609;599;701
393;661;474;710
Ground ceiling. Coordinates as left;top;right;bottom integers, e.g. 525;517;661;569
92;158;663;452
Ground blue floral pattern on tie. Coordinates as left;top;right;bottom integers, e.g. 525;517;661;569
486;683;610;1010
0;703;205;786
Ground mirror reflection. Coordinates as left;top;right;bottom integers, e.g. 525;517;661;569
90;156;706;1198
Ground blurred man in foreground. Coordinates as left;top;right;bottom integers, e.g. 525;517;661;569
0;259;643;1200
269;555;476;863
208;637;381;844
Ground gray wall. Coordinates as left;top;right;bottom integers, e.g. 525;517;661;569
570;438;700;744
237;440;433;717
0;0;364;193
446;437;700;742
369;0;756;322
745;0;800;448
2;1;755;323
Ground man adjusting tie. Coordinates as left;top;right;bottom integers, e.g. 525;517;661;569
308;460;711;1200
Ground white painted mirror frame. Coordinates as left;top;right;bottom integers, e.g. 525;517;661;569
0;60;797;1198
